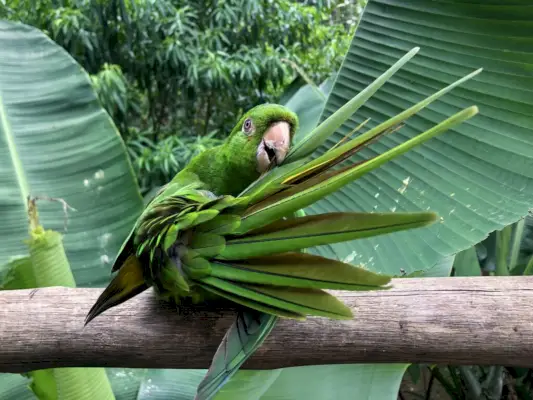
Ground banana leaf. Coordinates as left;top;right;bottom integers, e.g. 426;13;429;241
304;0;533;277
0;19;143;400
0;20;144;286
2;1;533;398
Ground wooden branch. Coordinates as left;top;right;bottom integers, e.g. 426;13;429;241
1;276;533;373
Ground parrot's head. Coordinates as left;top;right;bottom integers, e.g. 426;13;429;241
227;103;299;174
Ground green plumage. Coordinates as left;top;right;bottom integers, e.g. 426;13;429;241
175;104;299;196
85;103;434;400
86;49;481;400
97;169;409;320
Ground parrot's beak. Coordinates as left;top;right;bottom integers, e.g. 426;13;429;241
256;121;291;173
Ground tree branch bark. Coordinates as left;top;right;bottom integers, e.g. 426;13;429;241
1;276;533;373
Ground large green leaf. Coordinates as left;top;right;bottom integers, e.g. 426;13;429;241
105;365;408;400
453;246;481;276
306;0;533;275
402;254;455;278
106;369;146;400
0;20;144;286
283;77;334;144
218;365;407;399
0;374;35;400
0;19;145;400
0;369;147;400
136;369;206;399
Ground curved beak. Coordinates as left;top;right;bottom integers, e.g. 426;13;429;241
256;121;291;173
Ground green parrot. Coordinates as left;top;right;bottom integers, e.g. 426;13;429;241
85;49;480;400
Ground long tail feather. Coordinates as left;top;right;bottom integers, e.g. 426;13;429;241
208;252;390;290
85;255;149;324
224;211;437;258
195;310;278;400
200;276;353;319
237;106;478;234
196;281;304;319
241;67;481;204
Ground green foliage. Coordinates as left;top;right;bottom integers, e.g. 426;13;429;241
126;131;223;195
2;0;355;139
305;0;533;277
403;216;533;399
0;20;144;279
2;0;358;193
1;196;116;399
3;1;533;399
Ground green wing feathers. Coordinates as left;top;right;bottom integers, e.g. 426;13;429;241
195;310;278;400
208;253;390;290
85;255;148;324
221;212;436;259
86;145;438;323
84;48;482;400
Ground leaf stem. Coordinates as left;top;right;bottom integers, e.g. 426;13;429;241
432;367;461;399
509;219;525;272
496;226;512;276
425;372;435;400
458;366;481;399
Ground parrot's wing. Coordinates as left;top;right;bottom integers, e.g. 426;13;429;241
85;254;149;324
111;172;204;273
195;310;278;400
85;48;485;400
187;68;481;324
196;211;310;400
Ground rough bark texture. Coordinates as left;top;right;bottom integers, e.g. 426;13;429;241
1;276;533;372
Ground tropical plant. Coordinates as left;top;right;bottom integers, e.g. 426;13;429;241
1;0;357;141
295;1;533;397
1;0;360;194
0;18;144;398
0;19;144;282
402;216;533;400
2;197;116;400
126;130;224;196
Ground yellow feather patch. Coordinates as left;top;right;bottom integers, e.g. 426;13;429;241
85;255;148;325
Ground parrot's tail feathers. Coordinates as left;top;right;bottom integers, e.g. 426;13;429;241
85;255;149;325
209;252;391;290
195;310;278;400
112;234;135;273
197;281;304;319
237;102;480;234
227;211;437;257
199;277;353;320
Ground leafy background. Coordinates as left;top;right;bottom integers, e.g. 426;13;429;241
1;0;362;196
308;0;533;276
0;20;144;286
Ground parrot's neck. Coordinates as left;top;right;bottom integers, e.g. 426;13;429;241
178;144;260;196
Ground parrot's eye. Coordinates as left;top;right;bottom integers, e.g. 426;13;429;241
242;118;254;135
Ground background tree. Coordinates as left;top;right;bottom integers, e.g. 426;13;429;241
1;0;360;193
